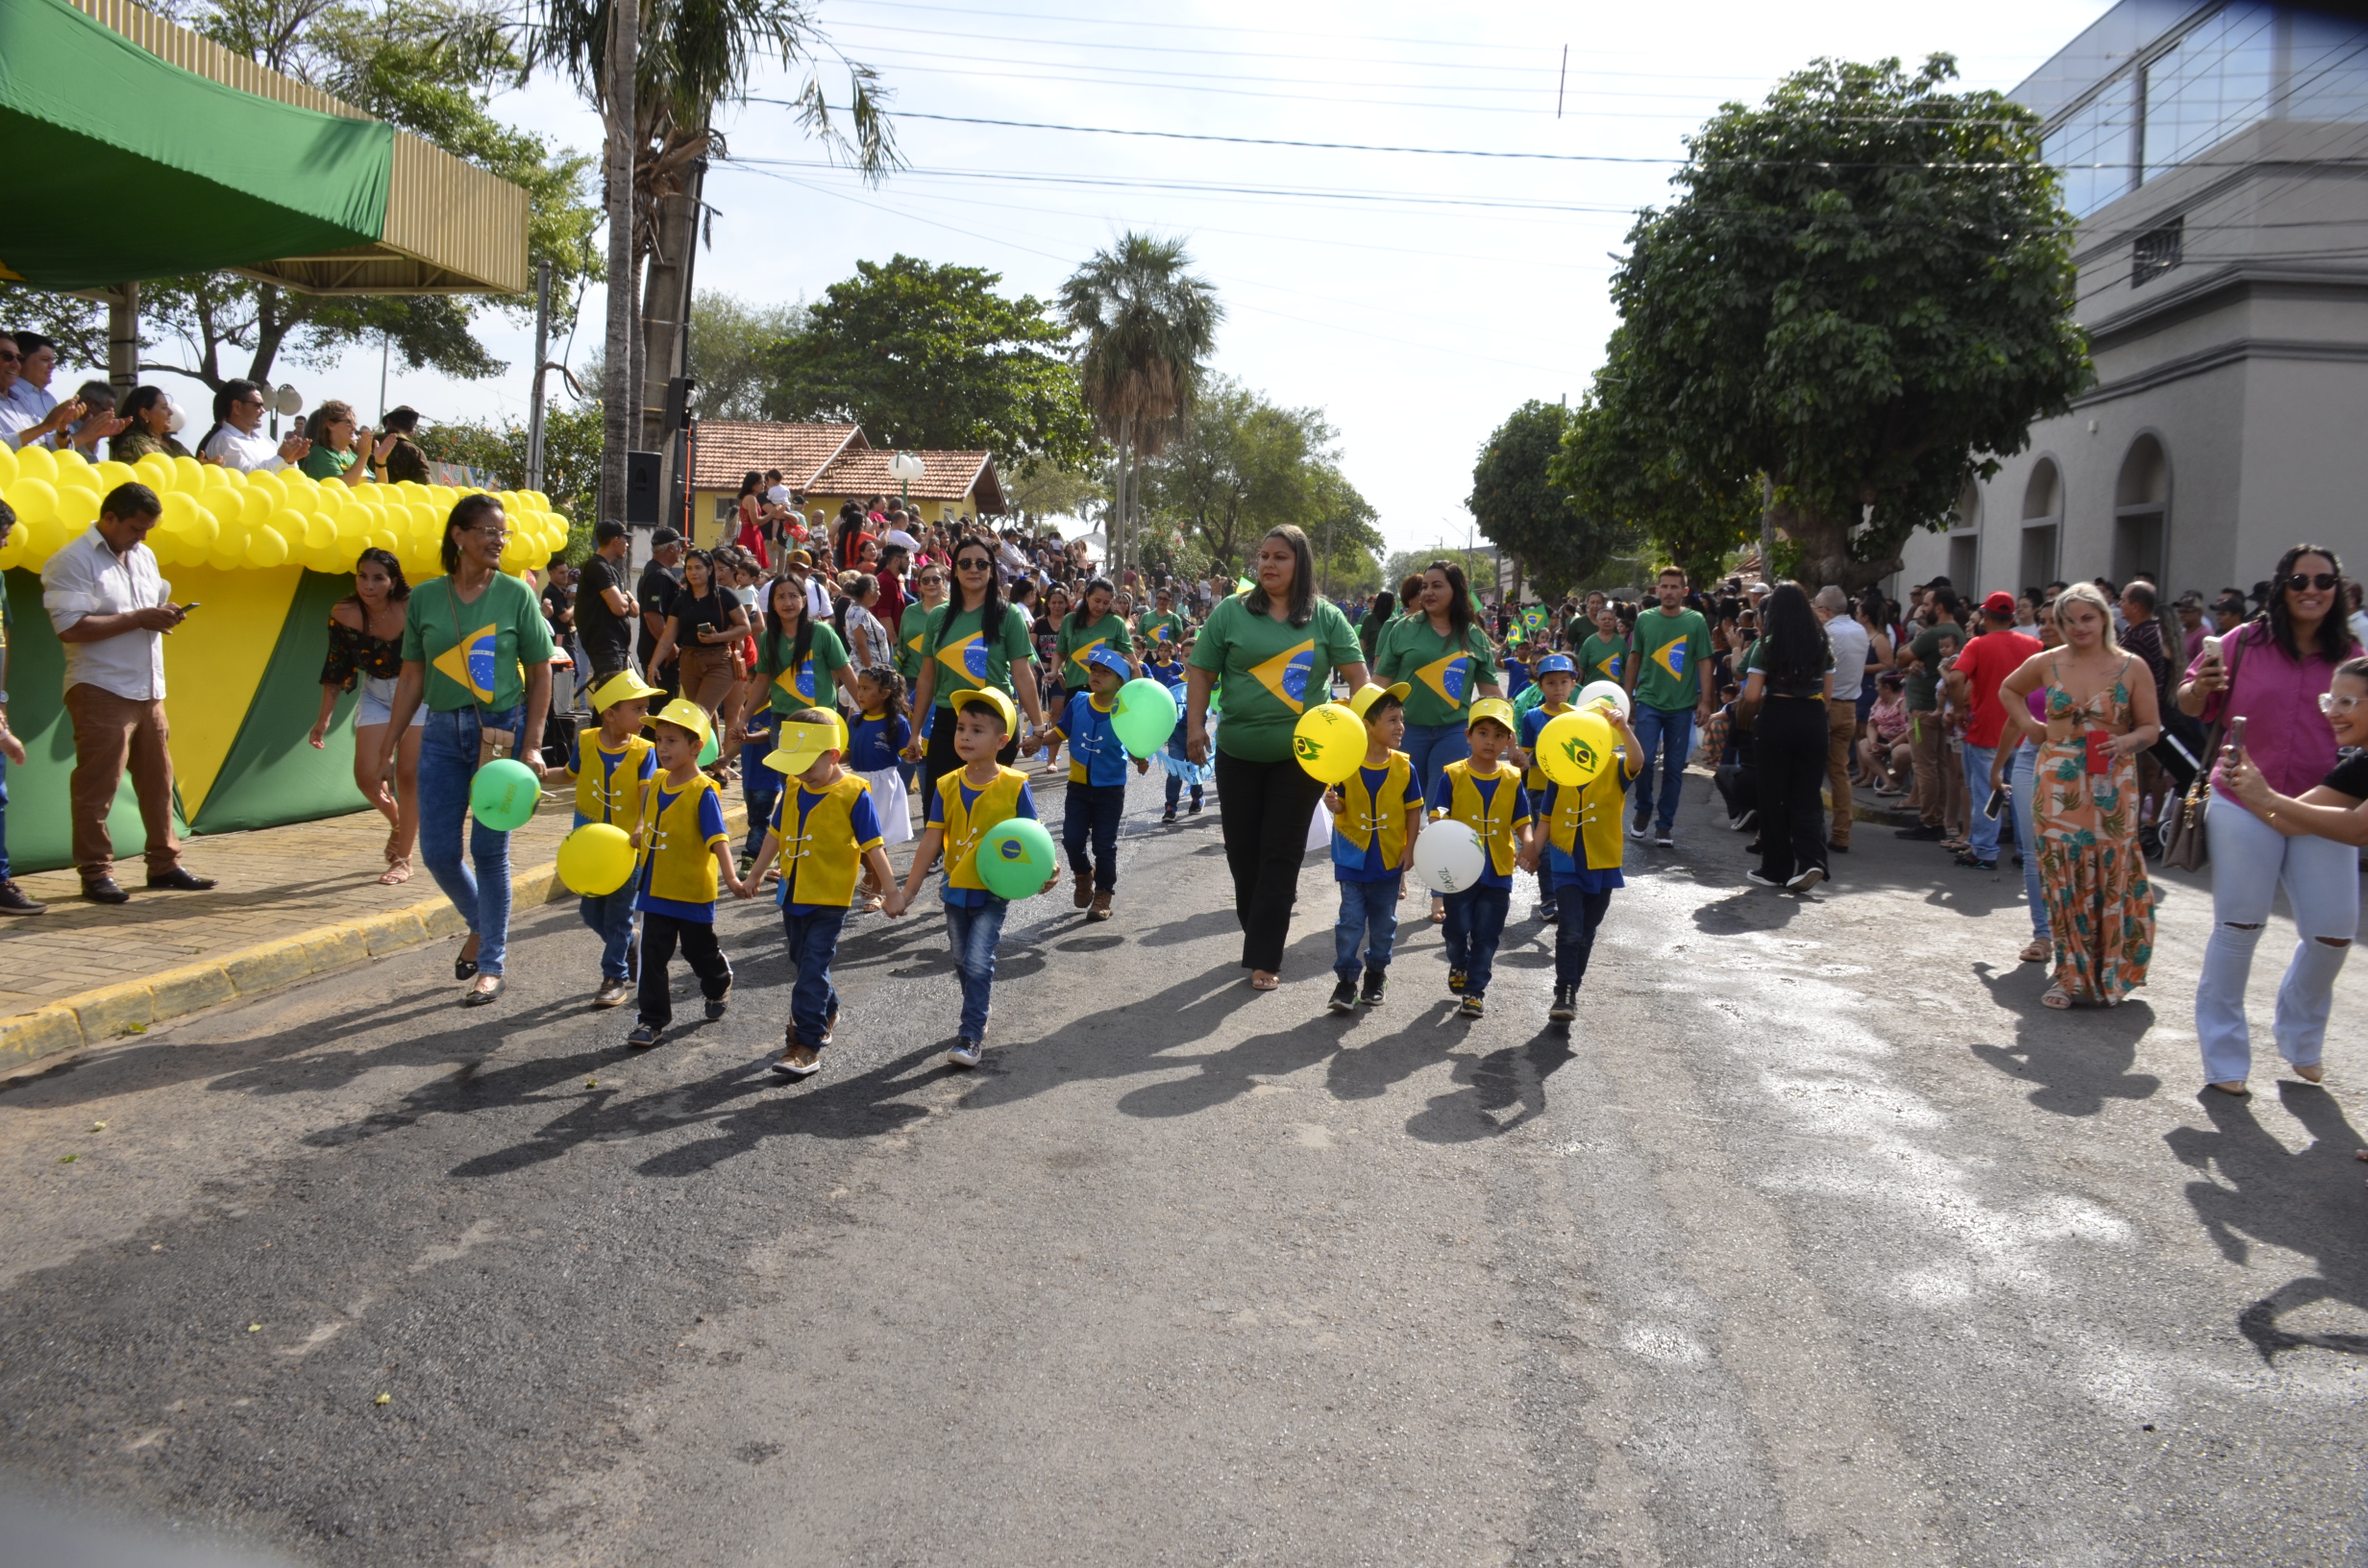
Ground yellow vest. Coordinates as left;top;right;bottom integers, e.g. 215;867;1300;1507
637;773;724;905
1544;759;1629;874
1522;703;1568;793
776;773;878;909
575;729;654;830
1334;749;1414;871
1439;758;1528;876
937;765;1031;893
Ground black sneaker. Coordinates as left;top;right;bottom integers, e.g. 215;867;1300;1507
1360;968;1387;1006
1188;796;1202;814
1729;808;1757;831
1954;852;1998;870
628;1023;660;1048
1459;992;1485;1019
1537;901;1558;923
1162;808;1177;824
1654;831;1674;848
1549;985;1578;1022
1746;870;1781;888
1896;824;1946;842
1447;967;1467;993
704;992;730;1021
947;1038;983;1068
1327;978;1358;1015
0;879;47;916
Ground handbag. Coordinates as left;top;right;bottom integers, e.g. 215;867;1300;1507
2159;626;2248;870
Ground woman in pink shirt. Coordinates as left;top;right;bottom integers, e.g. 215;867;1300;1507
2180;544;2362;1095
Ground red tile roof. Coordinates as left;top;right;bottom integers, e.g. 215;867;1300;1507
808;448;1006;515
686;421;867;492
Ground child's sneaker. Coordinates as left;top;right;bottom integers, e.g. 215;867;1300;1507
1327;977;1357;1015
947;1038;983;1068
1359;968;1388;1006
1549;985;1578;1022
1537;901;1558;923
1088;891;1114;921
1073;879;1095;910
821;1005;839;1045
1161;807;1176;824
628;1023;661;1048
1448;968;1467;993
1459;992;1485;1019
704;992;729;1021
772;1038;822;1078
1188;796;1202;814
593;978;630;1009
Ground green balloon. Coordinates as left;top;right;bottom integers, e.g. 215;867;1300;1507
698;726;720;767
975;817;1056;899
470;756;540;831
1110;677;1180;757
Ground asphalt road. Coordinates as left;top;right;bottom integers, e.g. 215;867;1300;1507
2;767;2364;1567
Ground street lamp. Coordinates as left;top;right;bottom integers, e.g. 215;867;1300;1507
272;381;303;440
888;450;925;504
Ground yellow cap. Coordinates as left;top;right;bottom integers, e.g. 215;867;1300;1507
950;685;1020;738
763;708;851;774
1467;697;1517;734
1346;681;1412;723
651;697;714;749
590;669;662;713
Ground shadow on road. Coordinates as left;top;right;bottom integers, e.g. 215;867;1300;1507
1964;961;2162;1115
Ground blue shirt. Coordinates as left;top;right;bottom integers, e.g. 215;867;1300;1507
926;775;1040;907
634;783;730;921
1331;762;1420;883
1503;658;1531;701
1424;769;1533;890
1056;693;1133;789
847;709;912;772
1540;775;1631;895
568;732;656;829
775;784;885;916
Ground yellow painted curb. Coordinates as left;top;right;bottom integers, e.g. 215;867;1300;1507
0;803;745;1076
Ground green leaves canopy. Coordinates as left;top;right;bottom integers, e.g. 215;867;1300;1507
1468;399;1636;600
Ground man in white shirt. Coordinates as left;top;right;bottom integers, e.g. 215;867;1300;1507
1813;585;1872;854
41;482;215;902
0;336;84;452
197;378;309;473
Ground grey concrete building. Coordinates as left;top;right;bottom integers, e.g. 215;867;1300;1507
1894;1;2368;602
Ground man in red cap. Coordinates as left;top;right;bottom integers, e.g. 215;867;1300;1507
1944;590;2043;871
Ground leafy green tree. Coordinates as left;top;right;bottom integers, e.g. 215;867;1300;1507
1468;399;1637;601
417;401;605;561
764;256;1092;471
1004;462;1106;531
688;291;806;420
1551;349;1763;590
1142;379;1321;573
1594;55;2089;592
1383;548;1497;599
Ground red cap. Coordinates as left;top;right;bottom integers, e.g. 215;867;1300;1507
1983;591;2016;617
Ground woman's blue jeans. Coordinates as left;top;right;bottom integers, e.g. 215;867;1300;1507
943;896;1008;1041
2009;742;2050;943
1401;722;1469;799
419;706;521;976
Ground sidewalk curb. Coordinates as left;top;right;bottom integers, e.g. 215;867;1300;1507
0;805;747;1081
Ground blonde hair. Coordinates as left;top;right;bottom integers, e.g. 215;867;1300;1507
2052;583;2121;654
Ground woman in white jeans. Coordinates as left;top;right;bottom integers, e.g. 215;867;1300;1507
2178;546;2365;1095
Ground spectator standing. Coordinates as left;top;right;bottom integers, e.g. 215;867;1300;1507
905;534;1049;796
1813;586;1870;854
730;472;772;566
645;549;752;739
40;482;216;902
1895;589;1966;843
308;548;420;885
874;543;912;637
109;387;189;465
376;406;430;484
842;572;894;675
1577;603;1628;690
636;527;686;694
299;402;393;486
1;336;88;453
1945;593;2042;872
0;501;41;914
1739;583;1834;892
576;522;637;685
195;380;309;472
1622;567;1713;848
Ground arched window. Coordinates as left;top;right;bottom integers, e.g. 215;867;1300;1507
2020;458;2062;592
2114;434;2169;586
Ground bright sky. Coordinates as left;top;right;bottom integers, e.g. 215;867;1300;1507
272;0;2113;555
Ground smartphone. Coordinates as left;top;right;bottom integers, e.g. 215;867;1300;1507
178;601;200;612
2084;729;2113;774
2226;715;2248;757
1984;786;2007;820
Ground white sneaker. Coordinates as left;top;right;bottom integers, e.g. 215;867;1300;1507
947;1038;983;1068
1654;831;1674;848
1788;867;1826;893
1627;821;1649;842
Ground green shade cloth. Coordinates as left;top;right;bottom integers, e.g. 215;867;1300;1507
191;570;365;834
0;0;392;289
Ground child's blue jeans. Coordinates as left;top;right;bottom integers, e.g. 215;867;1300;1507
1554;888;1614;990
943;895;1008;1041
1063;782;1125;891
1333;875;1398;981
781;904;849;1045
741;739;780;860
1164;771;1203;812
1443;883;1511;996
578;888;638;981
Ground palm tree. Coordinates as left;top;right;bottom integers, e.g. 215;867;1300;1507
531;0;897;530
1059;234;1221;580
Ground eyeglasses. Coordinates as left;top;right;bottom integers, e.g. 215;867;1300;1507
2285;573;2340;592
236;396;264;408
2321;693;2364;715
466;525;509;541
955;557;993;571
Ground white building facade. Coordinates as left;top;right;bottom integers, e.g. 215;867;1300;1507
1894;1;2368;601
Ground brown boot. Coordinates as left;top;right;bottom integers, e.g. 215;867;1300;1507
1088;891;1113;921
1073;877;1094;910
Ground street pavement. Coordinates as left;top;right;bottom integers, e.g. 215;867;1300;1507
2;767;2364;1566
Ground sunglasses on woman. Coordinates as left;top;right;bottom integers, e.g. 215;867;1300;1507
2286;572;2340;591
2320;692;2364;715
956;556;993;571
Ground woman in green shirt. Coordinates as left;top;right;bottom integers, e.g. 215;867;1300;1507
377;493;555;1005
1186;525;1371;990
905;532;1048;796
297;400;394;487
1375;559;1506;794
734;572;852;735
1052;576;1135;727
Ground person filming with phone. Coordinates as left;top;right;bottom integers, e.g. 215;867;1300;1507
2178;544;2363;1096
40;482;216;904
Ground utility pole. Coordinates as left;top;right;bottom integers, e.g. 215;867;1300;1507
526;258;553;495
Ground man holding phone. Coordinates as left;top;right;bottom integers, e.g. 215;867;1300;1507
1945;591;2042;871
41;482;215;904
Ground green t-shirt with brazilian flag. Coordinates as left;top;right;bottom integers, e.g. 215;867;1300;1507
1054;611;1135;693
895;601;935;685
1374;617;1499;728
757;621;851;716
1135;608;1188;658
1629;606;1711;711
403;572;555;713
1577;631;1627;689
923;599;1037;711
1187;594;1364;764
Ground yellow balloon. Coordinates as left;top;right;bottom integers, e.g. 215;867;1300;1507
333;505;368;542
246;471;286;510
427;483;457;510
5;477;58;527
237;485;273;529
207;537;247;572
365;528;399;554
0;528;25;571
186;505;221;550
56;486;102;527
132;455;173;494
147;527;185;570
1291;701;1368;786
394;479;427;502
557;823;637;896
1537;708;1616;788
312;481;346;516
199;462;239;497
160;490;201;536
0;443;17;488
213;508;250;555
93;459;136;493
246;524;289;569
13;445;58;484
26;511;68;562
169;454;205;491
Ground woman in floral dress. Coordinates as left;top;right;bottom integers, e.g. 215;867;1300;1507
1996;584;2163;1007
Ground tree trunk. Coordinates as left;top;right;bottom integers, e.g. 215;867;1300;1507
1774;497;1898;596
599;0;637;536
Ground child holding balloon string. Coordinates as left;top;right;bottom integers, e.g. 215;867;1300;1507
891;687;1053;1068
846;666;916;909
1518;695;1641;1025
626;698;747;1049
740;707;897;1079
1511;654;1580;923
1038;645;1151;921
1428;698;1535;1020
1322;682;1423;1015
558;670;661;1010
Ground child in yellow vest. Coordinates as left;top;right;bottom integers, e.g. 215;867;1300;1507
891;687;1049;1067
1427;697;1535;1019
627;698;746;1048
1510;653;1579;923
1322;682;1423;1015
1517;695;1642;1025
740;708;897;1079
561;670;661;1010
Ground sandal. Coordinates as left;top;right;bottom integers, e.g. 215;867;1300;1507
2208;1080;2251;1097
1248;970;1281;992
2041;984;2071;1010
379;855;413;887
2018;939;2049;965
2295;1064;2326;1084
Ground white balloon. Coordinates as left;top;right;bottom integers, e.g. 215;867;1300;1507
1576;679;1630;720
1412;819;1487;895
